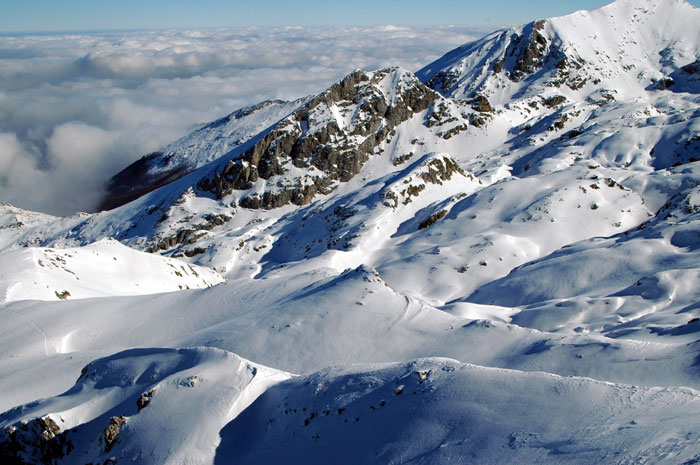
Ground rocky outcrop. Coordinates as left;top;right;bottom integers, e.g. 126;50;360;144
147;213;232;253
419;17;594;101
491;20;587;89
196;68;440;210
103;416;125;452
418;209;448;230
510;20;549;80
0;416;73;464
381;154;472;208
471;95;493;113
137;389;157;410
98;99;307;212
654;77;675;90
542;95;567;108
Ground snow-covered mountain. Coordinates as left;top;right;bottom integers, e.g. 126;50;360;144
99;98;311;211
2;0;700;463
0;238;222;302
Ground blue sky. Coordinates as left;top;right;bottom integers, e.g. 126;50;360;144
3;0;699;33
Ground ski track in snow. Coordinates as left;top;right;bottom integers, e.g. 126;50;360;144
8;307;50;357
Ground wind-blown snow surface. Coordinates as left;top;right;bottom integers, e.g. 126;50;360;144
2;0;700;463
220;359;700;464
0;348;290;465
0;238;223;302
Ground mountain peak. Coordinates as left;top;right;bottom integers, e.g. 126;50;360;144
194;67;440;210
418;0;700;104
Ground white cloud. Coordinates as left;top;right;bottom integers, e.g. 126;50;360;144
0;132;53;214
47;122;120;172
0;133;23;174
0;26;493;216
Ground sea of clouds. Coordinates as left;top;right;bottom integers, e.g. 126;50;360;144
0;25;492;216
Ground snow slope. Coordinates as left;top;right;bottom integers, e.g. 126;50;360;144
2;264;699;414
0;238;223;302
2;0;700;463
100;97;310;211
221;358;700;464
0;347;290;465
5;351;700;464
417;0;700;104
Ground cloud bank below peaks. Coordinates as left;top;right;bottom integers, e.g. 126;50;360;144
0;26;491;216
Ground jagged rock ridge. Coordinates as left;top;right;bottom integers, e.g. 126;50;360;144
196;68;440;209
99;98;310;211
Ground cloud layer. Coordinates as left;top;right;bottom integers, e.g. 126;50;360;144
0;26;491;216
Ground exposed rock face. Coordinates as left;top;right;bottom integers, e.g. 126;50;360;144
471;95;493;113
430;20;551;88
381;154;472;208
147;212;232;253
426;69;462;95
98;99;308;212
418;209;448;230
0;416;73;464
421;19;557;97
418;18;591;100
491;19;588;88
137;389;157;410
196;68;440;210
542;95;567;108
104;416;125;452
510;20;550;80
